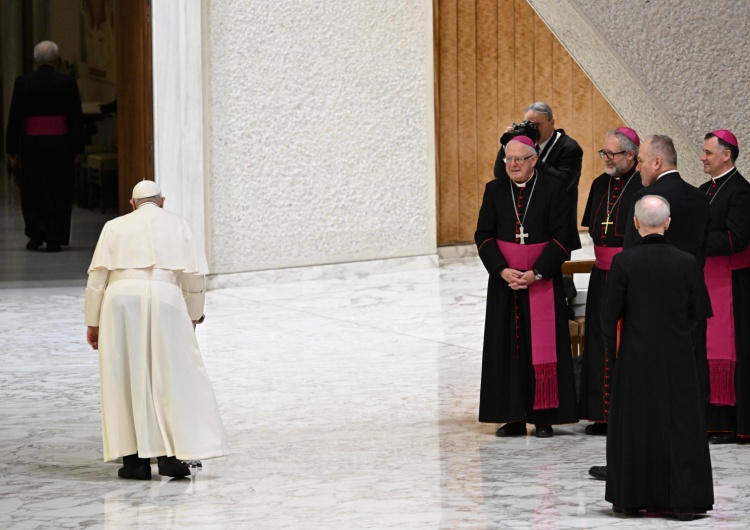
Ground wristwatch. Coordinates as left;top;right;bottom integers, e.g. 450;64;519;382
533;269;543;281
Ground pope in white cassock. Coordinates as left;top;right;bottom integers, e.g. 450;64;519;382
85;180;229;480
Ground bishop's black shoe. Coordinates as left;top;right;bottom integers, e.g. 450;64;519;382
612;505;639;516
588;465;607;480
157;456;191;478
584;422;607;435
495;422;527;437
45;242;62;253
118;454;152;480
708;432;739;444
534;425;553;438
26;239;43;251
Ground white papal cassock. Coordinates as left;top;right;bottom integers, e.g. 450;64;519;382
85;202;229;462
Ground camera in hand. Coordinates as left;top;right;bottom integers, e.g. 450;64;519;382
500;120;540;146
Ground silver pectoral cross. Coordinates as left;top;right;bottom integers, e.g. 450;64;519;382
516;225;529;244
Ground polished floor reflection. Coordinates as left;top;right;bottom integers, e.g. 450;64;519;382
2;181;750;528
3;255;750;529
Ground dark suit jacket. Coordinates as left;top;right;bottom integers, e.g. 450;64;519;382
494;129;583;229
624;171;710;268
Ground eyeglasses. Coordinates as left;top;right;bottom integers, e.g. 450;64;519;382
504;154;536;164
598;150;626;160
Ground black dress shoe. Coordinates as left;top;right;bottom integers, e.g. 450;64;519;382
674;513;695;521
534;425;553;438
158;456;191;478
613;505;639;516
118;453;152;480
588;465;607;480
584;422;607;435
45;242;62;252
708;432;739;444
26;239;43;251
495;422;527;437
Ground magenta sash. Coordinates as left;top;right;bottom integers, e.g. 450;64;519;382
497;240;559;410
23;116;68;136
594;245;622;271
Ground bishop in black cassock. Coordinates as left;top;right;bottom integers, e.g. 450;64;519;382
579;128;643;434
698;130;750;444
476;136;580;437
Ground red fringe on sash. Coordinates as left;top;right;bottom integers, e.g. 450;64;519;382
709;358;736;406
533;362;559;410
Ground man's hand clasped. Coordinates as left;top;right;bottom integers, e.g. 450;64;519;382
500;268;537;290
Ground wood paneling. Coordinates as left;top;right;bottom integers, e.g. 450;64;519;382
115;0;154;214
434;0;625;244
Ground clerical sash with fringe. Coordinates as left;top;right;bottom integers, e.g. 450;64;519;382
497;240;559;410
705;246;750;406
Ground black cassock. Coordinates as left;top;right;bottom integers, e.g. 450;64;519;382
475;171;580;425
699;169;750;435
602;235;713;514
579;167;643;422
6;65;84;246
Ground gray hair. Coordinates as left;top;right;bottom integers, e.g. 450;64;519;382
133;194;162;207
634;195;670;228
525;102;553;121
646;135;678;167
33;41;59;64
606;129;639;157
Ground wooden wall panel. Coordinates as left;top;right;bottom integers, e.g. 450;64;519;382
436;0;460;242
434;0;625;244
115;0;154;214
457;1;478;241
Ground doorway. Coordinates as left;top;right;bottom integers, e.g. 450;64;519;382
0;0;153;286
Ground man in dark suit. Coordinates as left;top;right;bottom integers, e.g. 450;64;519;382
493;102;583;232
698;129;750;444
602;195;713;521
623;135;710;264
6;40;84;252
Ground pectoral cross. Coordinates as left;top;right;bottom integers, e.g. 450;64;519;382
601;216;613;235
516;225;529;244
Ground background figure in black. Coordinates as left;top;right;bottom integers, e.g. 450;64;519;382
602;195;713;521
579;128;643;435
493;102;583;232
6;40;84;252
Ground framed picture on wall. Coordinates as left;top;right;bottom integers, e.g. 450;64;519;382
79;0;116;83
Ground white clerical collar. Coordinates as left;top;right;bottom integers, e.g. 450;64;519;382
656;169;678;181
712;166;736;183
537;136;551;153
511;173;535;188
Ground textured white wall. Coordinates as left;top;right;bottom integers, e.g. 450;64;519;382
529;0;750;185
205;1;436;274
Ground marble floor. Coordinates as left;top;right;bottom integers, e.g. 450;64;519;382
2;183;750;529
